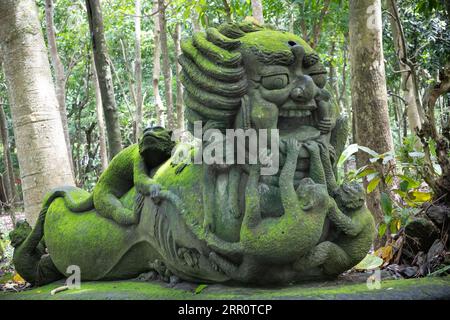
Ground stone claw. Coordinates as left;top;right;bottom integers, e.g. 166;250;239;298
286;138;302;153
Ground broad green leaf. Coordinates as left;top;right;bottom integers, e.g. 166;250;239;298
366;172;380;182
399;180;409;192
366;177;380;193
398;175;421;189
358;145;379;157
378;223;387;237
354;254;384;271
390;219;400;234
385;174;394;185
337;143;358;167
408;191;432;202
380;192;392;215
356;167;376;179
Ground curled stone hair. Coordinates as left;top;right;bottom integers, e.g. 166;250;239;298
179;21;322;133
179;22;263;132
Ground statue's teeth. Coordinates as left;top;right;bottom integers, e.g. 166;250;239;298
279;110;312;118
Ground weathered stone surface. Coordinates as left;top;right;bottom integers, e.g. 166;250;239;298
1;276;449;300
405;217;440;253
9;21;375;287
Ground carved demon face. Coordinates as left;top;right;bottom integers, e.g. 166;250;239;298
239;30;329;133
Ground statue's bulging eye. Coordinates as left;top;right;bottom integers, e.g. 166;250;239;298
261;74;289;90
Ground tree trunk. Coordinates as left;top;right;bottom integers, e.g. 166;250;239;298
329;41;343;111
91;57;109;172
349;0;395;224
417;63;450;202
134;0;143;141
172;23;184;130
0;100;17;206
310;0;331;48
153;0;164;126
191;7;201;32
0;0;75;224
44;0;74;173
222;0;232;23
158;0;175;130
387;0;422;132
86;0;123;158
251;0;264;25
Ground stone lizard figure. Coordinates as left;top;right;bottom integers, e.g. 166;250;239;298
42;126;175;226
9;211;63;286
293;182;376;276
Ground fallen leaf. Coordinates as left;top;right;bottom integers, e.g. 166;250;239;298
194;284;208;294
354;254;384;271
12;273;25;284
375;245;394;264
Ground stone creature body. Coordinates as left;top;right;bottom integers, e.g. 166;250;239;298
10;21;375;287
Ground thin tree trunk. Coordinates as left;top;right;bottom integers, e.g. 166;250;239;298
310;0;331;48
153;0;164;126
329;41;343;111
172;23;184;130
44;0;74;173
158;0;175;130
91;57;108;172
0;100;17;206
251;0;264;25
222;0;232;23
0;0;75;224
191;7;201;32
289;2;295;33
387;0;422;132
134;0;143;141
86;0;123;158
349;0;395;225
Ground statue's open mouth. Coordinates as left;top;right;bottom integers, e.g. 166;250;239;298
278;109;312;117
277;100;318;129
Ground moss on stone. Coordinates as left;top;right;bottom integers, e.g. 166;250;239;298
240;30;315;60
2;276;449;300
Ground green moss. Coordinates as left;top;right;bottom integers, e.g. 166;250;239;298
2;276;449;300
44;198;143;280
240;30;315;56
193;32;242;66
153;156;204;234
180;39;245;82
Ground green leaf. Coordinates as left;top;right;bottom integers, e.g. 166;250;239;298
390;219;399;234
408;151;425;158
385;174;394;185
337;143;358;167
366;177;380;193
358;145;379;157
408;191;433;202
380;192;392;215
194;284;208;294
354;254;384;271
355;167;376;179
399;180;409;192
398;175;421;189
378;223;387;237
384;215;392;225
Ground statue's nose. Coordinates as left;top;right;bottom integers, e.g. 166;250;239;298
290;76;317;102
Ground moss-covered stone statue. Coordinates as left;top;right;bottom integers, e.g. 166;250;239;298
11;20;375;286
